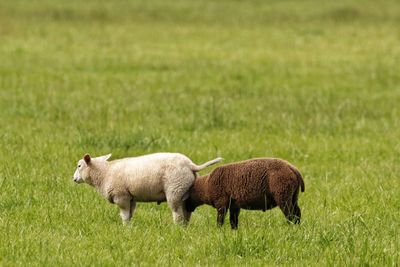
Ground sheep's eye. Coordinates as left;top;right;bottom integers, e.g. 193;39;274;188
78;165;81;168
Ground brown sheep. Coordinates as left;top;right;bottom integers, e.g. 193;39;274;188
185;158;305;229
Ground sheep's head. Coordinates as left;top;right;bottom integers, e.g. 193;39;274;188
73;153;111;184
184;177;207;212
185;197;198;212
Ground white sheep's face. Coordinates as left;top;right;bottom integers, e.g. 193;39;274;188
73;155;91;184
73;153;112;184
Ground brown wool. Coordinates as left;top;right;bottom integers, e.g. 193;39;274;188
185;158;305;229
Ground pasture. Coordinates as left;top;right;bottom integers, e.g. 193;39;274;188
0;0;399;265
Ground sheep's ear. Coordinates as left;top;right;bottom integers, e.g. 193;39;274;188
98;153;112;161
83;154;91;164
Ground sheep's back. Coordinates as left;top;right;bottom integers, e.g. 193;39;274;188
208;158;298;203
107;153;193;202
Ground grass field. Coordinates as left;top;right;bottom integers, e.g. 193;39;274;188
1;0;400;266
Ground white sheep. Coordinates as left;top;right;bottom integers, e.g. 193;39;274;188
72;152;222;224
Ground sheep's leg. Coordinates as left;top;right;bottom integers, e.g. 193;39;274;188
119;208;131;225
215;197;229;227
130;199;137;218
291;189;301;224
114;195;133;224
166;186;193;225
167;198;187;225
279;201;296;224
293;204;301;224
229;207;240;230
217;207;227;227
290;188;301;224
164;169;195;225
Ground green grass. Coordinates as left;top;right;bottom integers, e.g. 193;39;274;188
1;0;399;265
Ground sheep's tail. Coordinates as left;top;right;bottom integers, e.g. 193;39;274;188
190;157;223;172
289;164;305;192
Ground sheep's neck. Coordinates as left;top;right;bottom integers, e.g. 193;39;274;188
87;163;107;190
192;175;210;206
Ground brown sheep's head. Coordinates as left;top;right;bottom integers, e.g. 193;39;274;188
184;192;204;212
185;197;197;212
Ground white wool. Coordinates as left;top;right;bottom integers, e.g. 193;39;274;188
73;152;222;225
